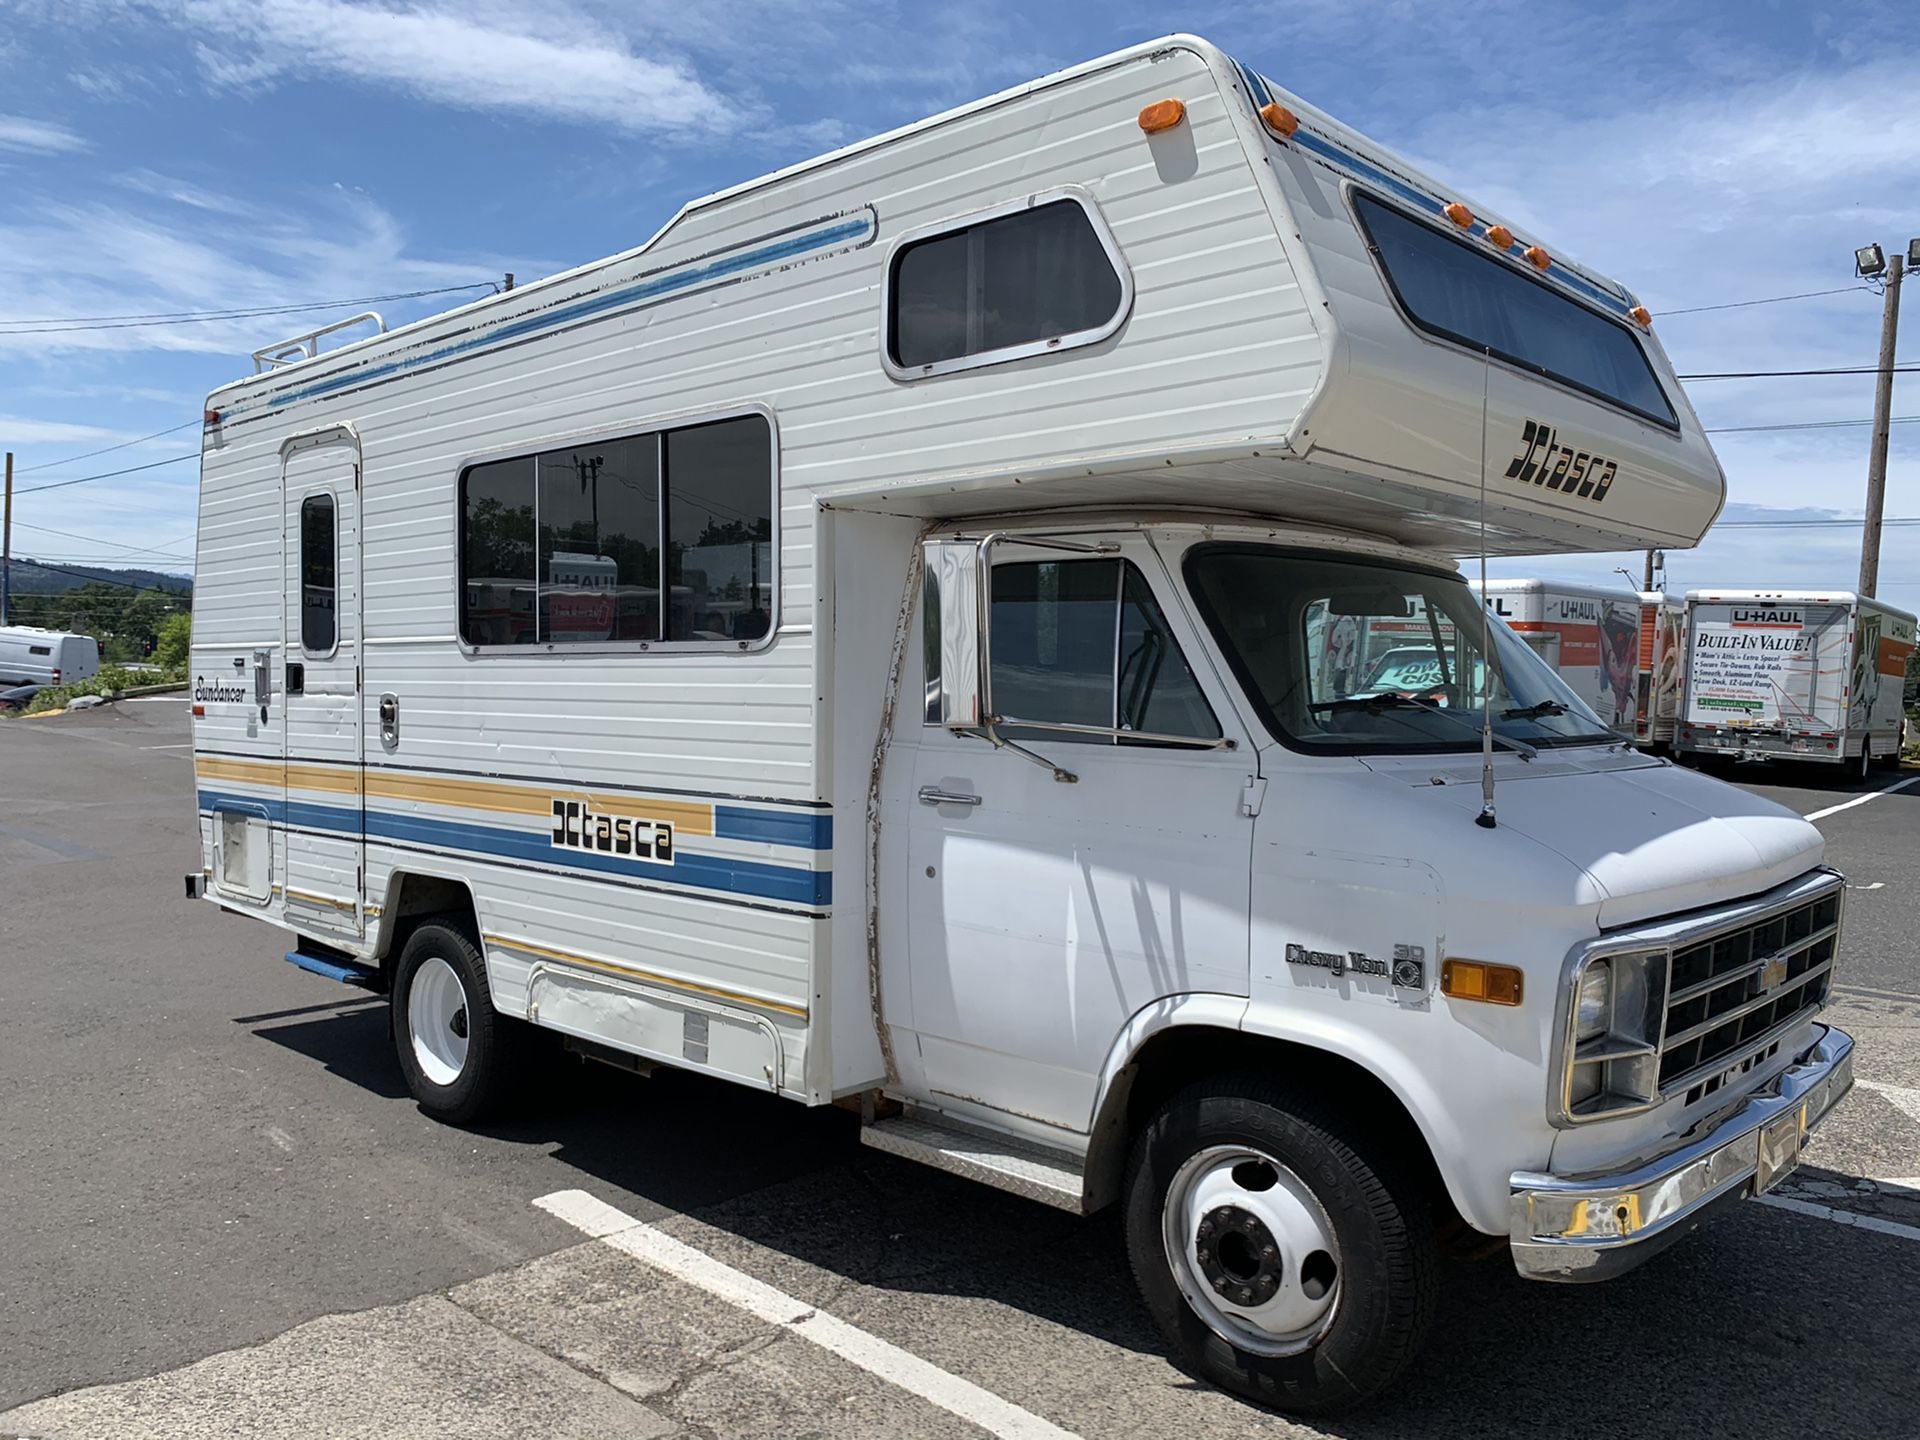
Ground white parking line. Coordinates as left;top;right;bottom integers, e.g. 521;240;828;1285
1858;1078;1920;1125
1756;1194;1920;1244
1803;774;1920;822
535;1189;1080;1440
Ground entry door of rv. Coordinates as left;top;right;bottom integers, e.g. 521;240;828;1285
281;431;365;938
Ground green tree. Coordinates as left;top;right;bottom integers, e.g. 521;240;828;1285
154;612;192;671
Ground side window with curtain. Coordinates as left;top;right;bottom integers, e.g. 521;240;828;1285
888;197;1128;376
984;559;1219;745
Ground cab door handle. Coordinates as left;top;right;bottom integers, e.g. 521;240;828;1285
918;786;982;807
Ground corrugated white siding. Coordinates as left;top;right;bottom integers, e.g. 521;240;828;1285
191;40;1314;1101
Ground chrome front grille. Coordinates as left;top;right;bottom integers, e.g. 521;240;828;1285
1659;889;1841;1103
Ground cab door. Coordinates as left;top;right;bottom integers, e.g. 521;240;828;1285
899;535;1255;1133
281;430;365;938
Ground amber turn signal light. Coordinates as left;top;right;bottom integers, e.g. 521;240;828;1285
1443;201;1473;228
1441;959;1525;1006
1259;102;1299;137
1523;245;1551;271
1486;225;1514;250
1629;305;1652;327
1138;98;1186;134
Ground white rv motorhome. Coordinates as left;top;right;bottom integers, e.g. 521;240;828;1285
0;625;100;688
1677;588;1916;777
186;38;1854;1413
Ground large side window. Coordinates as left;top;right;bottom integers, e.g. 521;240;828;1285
888;197;1128;376
1352;193;1676;428
299;493;337;654
458;412;774;650
985;559;1219;745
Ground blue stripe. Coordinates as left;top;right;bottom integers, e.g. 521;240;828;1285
1237;62;1636;318
235;214;875;420
198;788;830;908
714;805;832;849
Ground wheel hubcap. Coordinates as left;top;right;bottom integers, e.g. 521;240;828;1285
1162;1146;1341;1356
408;955;470;1087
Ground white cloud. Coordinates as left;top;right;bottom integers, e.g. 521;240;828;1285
0;415;144;445
0;114;89;154
168;0;739;135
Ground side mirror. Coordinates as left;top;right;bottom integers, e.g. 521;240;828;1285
922;539;985;728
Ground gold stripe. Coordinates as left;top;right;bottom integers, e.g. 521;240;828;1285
485;932;807;1020
196;755;714;836
286;887;357;912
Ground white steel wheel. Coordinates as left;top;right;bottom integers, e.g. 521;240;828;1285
1161;1145;1341;1357
407;954;471;1087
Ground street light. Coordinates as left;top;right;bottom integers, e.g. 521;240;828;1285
1857;244;1887;278
1856;239;1919;595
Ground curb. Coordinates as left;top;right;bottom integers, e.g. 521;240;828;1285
118;682;189;698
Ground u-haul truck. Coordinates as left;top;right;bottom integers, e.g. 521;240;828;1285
1475;581;1687;746
1678;589;1915;777
184;37;1854;1414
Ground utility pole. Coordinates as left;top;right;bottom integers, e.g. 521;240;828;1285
1860;253;1903;598
1642;548;1655;592
2;451;12;626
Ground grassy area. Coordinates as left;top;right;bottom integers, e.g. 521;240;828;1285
7;664;187;716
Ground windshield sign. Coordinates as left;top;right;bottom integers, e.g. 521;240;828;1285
1185;547;1617;754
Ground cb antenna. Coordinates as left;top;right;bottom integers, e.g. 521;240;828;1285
1476;347;1498;830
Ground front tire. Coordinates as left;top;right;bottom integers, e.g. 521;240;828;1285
1124;1077;1436;1415
392;920;518;1125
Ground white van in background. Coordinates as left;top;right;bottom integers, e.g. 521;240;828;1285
1678;589;1916;778
0;626;100;688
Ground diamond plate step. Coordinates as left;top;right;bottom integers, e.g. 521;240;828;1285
860;1111;1088;1213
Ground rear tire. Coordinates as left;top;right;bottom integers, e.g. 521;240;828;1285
391;920;519;1125
1124;1077;1437;1415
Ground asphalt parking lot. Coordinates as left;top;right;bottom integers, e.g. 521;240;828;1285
2;698;1916;1439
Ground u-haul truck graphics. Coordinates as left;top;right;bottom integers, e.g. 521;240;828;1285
1474;580;1646;733
184;37;1854;1415
1636;591;1687;747
1678;589;1915;774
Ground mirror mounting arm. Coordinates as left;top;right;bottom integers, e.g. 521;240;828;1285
961;721;1079;783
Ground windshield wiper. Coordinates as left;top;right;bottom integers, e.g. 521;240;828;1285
1501;699;1569;721
1311;691;1537;759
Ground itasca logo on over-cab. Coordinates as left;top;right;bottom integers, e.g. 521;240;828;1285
1504;419;1619;503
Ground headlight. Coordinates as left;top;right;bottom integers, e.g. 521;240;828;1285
1575;962;1611;1040
1560;950;1667;1123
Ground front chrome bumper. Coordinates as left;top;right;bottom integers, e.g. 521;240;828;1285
1509;1024;1854;1282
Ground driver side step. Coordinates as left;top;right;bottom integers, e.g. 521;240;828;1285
285;949;380;988
860;1110;1089;1214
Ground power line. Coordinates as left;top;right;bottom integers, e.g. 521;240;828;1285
0;282;497;336
1660;285;1871;317
11;519;195;559
10;557;191;596
1681;364;1920;380
1705;414;1920;434
17;453;197;495
14;419;201;474
1714;517;1920;529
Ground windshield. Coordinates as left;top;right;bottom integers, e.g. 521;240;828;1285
1184;546;1618;754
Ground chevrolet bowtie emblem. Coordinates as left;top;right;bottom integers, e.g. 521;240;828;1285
1758;955;1789;992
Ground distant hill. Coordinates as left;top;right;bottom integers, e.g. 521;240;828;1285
6;558;193;597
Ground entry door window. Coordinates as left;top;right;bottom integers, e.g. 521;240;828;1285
300;493;337;654
988;559;1219;744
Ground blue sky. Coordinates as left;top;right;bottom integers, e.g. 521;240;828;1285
1;0;1916;602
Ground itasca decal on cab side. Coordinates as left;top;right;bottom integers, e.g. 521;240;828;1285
1504;419;1618;503
550;798;675;865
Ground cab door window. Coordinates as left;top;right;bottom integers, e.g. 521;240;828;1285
988;559;1219;744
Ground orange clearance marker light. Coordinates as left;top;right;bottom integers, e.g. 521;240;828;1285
1441;959;1525;1006
1443;201;1473;229
1259;102;1299;137
1486;225;1515;250
1629;304;1652;327
1524;245;1551;271
1138;98;1187;134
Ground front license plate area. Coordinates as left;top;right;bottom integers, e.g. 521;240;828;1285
1756;1102;1809;1193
